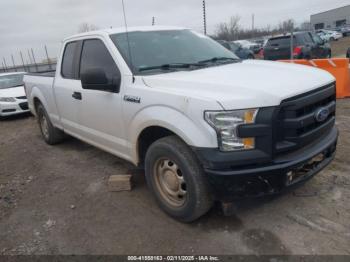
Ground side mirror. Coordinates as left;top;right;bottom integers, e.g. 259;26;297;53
81;68;120;93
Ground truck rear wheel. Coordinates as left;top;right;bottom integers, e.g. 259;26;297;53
36;103;65;145
145;136;213;222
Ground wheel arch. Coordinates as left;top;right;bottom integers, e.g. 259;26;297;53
137;126;180;166
29;86;49;116
130;106;217;166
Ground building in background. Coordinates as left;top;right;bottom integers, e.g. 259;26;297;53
311;5;350;30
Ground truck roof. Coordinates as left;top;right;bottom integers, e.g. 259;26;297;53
63;26;187;42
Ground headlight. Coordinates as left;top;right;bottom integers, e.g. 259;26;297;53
0;97;16;102
205;109;258;152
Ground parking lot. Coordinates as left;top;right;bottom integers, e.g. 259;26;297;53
0;99;349;255
331;36;350;57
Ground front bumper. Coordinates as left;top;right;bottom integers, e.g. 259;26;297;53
194;127;338;201
0;100;29;117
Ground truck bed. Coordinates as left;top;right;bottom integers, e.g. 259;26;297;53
27;70;56;78
24;72;56;116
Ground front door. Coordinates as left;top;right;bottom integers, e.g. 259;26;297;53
76;38;127;157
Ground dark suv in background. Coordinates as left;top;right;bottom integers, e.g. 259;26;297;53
263;31;331;60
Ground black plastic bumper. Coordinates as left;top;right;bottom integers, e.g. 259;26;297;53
194;127;338;201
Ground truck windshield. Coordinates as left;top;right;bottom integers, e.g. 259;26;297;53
110;29;239;74
0;74;25;89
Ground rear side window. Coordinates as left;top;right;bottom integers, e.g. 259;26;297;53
302;33;314;44
266;37;294;47
61;42;77;79
79;39;120;82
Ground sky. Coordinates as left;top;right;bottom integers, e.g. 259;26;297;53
0;0;349;66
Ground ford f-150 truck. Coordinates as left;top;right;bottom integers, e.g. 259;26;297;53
24;26;338;222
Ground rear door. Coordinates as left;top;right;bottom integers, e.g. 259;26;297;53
53;41;82;135
264;36;293;60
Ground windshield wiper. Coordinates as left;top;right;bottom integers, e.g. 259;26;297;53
138;58;239;72
139;63;202;72
197;57;240;64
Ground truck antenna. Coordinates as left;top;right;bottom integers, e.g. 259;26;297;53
121;0;135;82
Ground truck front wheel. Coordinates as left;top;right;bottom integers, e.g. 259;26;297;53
36;103;65;145
145;136;213;222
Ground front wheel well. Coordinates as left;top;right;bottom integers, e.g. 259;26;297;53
137;126;177;166
33;97;42;113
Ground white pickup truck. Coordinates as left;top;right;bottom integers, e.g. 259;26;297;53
24;26;338;222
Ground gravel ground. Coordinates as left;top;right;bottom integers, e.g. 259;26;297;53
0;100;349;255
331;36;350;57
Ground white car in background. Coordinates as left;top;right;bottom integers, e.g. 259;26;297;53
233;40;261;53
316;30;343;41
0;72;29;117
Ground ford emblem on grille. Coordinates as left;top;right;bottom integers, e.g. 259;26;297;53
315;107;330;123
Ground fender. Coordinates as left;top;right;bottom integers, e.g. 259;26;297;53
129;105;218;164
29;86;49;116
30;86;63;129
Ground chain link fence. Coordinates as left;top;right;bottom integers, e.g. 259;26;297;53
0;62;57;74
1;46;57;74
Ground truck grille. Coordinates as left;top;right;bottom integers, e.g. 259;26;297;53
274;83;336;154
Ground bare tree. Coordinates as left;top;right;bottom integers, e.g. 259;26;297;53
213;16;308;41
300;21;312;31
215;16;241;41
78;23;99;33
278;19;295;33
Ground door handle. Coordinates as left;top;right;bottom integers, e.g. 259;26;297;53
72;92;82;100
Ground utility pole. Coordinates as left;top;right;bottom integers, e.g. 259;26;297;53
31;48;38;72
27;49;33;65
290;29;294;60
203;0;207;35
3;57;8;71
152;17;155;26
45;45;52;70
20;51;26;71
1;61;5;72
252;14;255;31
11;55;17;72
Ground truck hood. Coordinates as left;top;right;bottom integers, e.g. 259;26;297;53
0;85;26;98
142;60;335;110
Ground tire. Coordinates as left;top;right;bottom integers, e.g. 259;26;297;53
247;54;255;60
330;37;335;41
145;136;213;222
327;51;332;58
36;103;65;145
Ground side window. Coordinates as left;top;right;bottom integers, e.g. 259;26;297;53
310;33;323;45
303;33;313;44
79;39;121;89
61;42;77;79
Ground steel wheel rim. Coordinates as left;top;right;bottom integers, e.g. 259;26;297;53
40;113;49;139
153;158;187;207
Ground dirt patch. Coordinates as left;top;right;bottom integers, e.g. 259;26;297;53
331;36;350;57
0;102;350;255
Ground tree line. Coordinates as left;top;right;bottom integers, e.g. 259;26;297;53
213;16;312;41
